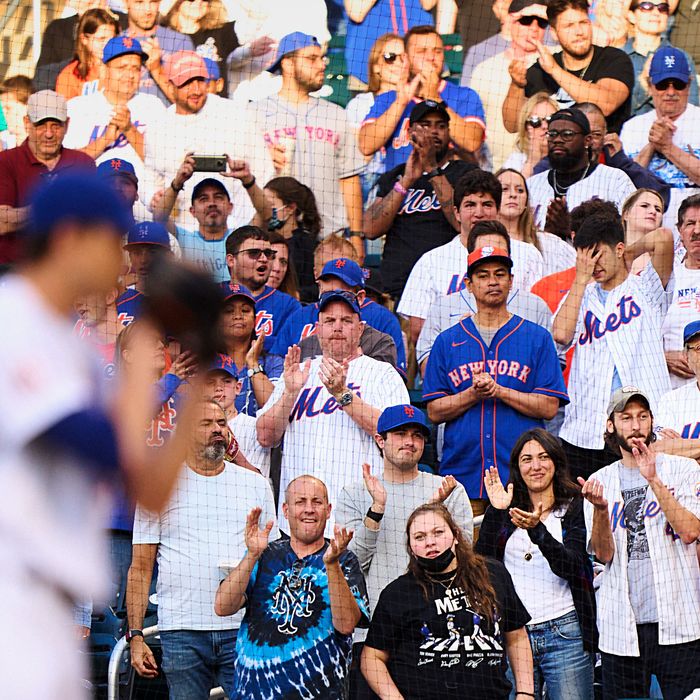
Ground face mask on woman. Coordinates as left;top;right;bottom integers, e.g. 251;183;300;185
414;546;456;574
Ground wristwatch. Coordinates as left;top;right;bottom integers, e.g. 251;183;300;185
335;390;354;407
125;629;144;644
247;365;265;378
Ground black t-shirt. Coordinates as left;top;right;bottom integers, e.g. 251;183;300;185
188;22;240;92
376;159;476;298
288;227;317;304
525;45;634;134
365;558;530;700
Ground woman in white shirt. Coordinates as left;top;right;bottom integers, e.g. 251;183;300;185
497;167;575;278
621;188;665;276
476;428;597;700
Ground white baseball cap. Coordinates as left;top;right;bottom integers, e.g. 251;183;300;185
27;90;68;124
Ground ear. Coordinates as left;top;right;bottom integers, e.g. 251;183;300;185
225;252;235;270
282;501;289;519
234;379;243;395
356;289;366;304
616;241;626;258
374;433;385;451
606;418;615;435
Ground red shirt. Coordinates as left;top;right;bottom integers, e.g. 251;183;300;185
0;139;95;264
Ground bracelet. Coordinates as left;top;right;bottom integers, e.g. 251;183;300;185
393;180;408;197
242;176;256;189
348;230;364;239
366;508;384;523
170;180;183;193
516;693;535;698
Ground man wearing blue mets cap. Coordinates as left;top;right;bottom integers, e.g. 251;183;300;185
621;44;700;227
656;319;700;459
273;257;407;376
0;173;190;696
424;246;568;514
336;403;472;687
251;32;365;259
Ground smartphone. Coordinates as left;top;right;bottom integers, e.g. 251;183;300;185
192;155;226;172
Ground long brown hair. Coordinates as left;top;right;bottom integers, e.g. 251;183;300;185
265;177;322;237
406;503;498;622
75;9;120;79
267;230;300;299
496;168;541;252
367;33;402;95
163;0;229;32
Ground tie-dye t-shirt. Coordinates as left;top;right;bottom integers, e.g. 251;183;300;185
233;538;369;699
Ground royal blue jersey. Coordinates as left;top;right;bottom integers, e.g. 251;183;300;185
363;82;486;171
116;288;144;327
423;316;568;499
233;538;369;699
231;353;284;416
272;297;407;375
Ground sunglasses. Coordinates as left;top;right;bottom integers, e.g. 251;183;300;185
546;129;584;141
319;289;358;306
382;52;404;64
516;15;549;28
631;1;670;11
525;115;551;128
234;247;277;260
654;77;688;90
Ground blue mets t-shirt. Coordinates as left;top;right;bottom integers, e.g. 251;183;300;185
233;538;369;699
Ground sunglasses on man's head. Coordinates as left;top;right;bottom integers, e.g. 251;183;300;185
517;15;549;28
525;115;551;128
382;52;404;64
654;77;688;91
631;2;670;12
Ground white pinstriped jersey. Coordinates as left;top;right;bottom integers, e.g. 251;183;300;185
559;266;672;449
656;382;700;439
397;235;544;321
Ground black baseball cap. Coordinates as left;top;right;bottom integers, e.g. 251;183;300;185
409;100;450;125
508;0;547;13
191;178;230;203
549;108;591;135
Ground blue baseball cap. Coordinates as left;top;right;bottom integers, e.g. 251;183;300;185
125;221;170;248
219;281;257;307
267;32;321;74
377;404;430;437
103;36;148;65
319;258;366;288
684;320;700;345
208;353;238;379
97;158;138;185
203;57;220;81
650;46;691;86
318;289;361;315
29;172;131;239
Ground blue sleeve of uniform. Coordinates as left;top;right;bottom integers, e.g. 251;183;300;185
422;331;452;401
271;308;302;355
155;373;184;406
530;327;569;405
364;91;396;122
444;83;486;123
263;353;284;380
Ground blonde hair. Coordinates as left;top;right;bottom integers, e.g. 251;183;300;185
367;33;403;95
621;188;664;235
516;91;558;153
164;0;228;32
313;235;358;273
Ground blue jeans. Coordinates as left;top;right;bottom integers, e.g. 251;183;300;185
513;610;594;700
160;629;237;700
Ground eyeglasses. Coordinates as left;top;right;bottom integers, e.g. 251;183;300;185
516;15;549;28
525;115;551;128
382;52;404;64
654;77;688;91
546;129;584;141
234;247;277;260
631;2;670;12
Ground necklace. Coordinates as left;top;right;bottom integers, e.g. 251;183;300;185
426;570;459;591
552;161;590;197
522;503;555;560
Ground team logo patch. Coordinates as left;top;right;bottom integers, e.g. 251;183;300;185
403;405;415;418
137;223;150;238
481;246;494;258
228;283;242;294
664;55;676;68
110;158;123;170
217;353;235;369
334;259;346;269
123;37;134;49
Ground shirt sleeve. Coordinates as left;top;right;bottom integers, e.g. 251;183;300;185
524;61;550;98
396;253;434;319
599;47;635;90
530;327;569;404
422;331;452;401
638;260;672;314
446;85;486;127
262;353;284;381
0;151;19;206
335;485;377;573
416;300;442;365
339;549;371;628
365;362;410;410
362;91;396;125
255;374;287;419
445;483;474;544
336;108;365;180
132;504;161;545
675;459;700;519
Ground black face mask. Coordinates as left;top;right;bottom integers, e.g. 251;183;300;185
267;207;288;231
415;546;456;573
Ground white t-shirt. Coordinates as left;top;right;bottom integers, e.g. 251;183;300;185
537;231;576;277
143;93;273;232
257;354;409;533
229;412;271;477
503;506;576;624
397;235;544;320
0;275;112;603
527;164;636;230
621;104;700;229
662;260;700;387
656;381;700;439
64;90;166;188
133;462;278;630
559;266;672;449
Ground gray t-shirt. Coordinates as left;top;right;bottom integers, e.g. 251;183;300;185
619;464;658;624
335;472;473;640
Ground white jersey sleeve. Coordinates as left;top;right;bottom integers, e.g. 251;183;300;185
396;252;435;319
362;361;410;410
132;503;162;545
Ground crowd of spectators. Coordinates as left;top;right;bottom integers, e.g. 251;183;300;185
1;0;700;698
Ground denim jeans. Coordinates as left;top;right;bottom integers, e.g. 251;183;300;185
160;629;237;700
512;610;594;700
